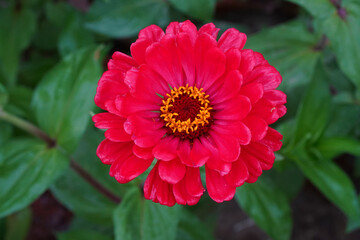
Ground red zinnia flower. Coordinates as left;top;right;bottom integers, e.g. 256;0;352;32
93;20;286;206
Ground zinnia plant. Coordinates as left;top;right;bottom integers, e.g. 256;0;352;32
93;20;286;206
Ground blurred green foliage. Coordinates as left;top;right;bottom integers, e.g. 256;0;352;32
0;0;360;239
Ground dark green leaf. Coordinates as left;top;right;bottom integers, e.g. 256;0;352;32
57;229;112;240
289;0;360;90
292;147;360;220
292;61;331;146
114;187;181;240
58;18;95;57
235;177;292;240
0;83;7;107
316;137;360;159
266;160;304;200
324;102;360;138
85;0;169;38
176;210;215;240
32;46;103;153
168;0;215;21
72;127;127;197
246;20;321;93
0;5;36;86
0;122;12;147
6;86;34;120
4;208;31;240
0;139;68;217
51;127;122;226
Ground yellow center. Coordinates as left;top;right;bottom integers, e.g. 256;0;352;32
160;84;213;135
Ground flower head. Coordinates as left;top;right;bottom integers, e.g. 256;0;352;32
93;20;286;206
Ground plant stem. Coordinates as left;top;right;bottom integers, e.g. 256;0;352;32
0;108;56;147
0;108;121;204
70;160;121;204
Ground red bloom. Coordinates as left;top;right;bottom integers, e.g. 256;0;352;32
93;20;286;206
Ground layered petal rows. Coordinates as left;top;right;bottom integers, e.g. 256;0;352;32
93;20;286;206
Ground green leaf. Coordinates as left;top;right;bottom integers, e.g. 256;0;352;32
292;61;331;146
57;229;112;240
32;46;103;153
58;17;95;57
0;82;7;107
114;187;181;240
6;86;34;120
51;127;122;226
0;122;12;147
45;1;95;57
4;208;31;240
168;0;215;21
316;137;360;159
0;5;36;86
246;20;321;93
72;127;127;197
289;0;360;91
235;177;292;240
176;210;215;240
292;147;360;220
85;0;169;38
266;161;304;200
0;139;68;217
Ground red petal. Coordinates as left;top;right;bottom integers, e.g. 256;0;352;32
173;178;201;205
198;23;220;39
224;159;249;187
211;121;251;145
138;25;164;42
205;166;236;203
210;70;243;104
105;128;132;142
177;33;196;86
210;131;241;163
159;159;186;184
131;64;169;99
96;139;132;165
259;127;283;151
92;112;125;129
240;82;264;104
153;172;176;207
240;151;262;180
239;49;257;77
188;139;211;167
213;95;251;121
145;41;182;88
166;20;197;43
218;28;247;52
107;52;138;72
178;140;209;167
94;70;128;110
246;65;282;90
225;48;241;71
115;94;159;117
244;142;275;170
132;145;153;160
201;137;232;174
144;163;158;200
114;155;153;183
263;90;287;105
196;47;226;91
130;38;152;65
251;99;280;124
185;167;205;197
153;136;180;161
242;115;268;142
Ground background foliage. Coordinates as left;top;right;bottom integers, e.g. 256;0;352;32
0;0;360;239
